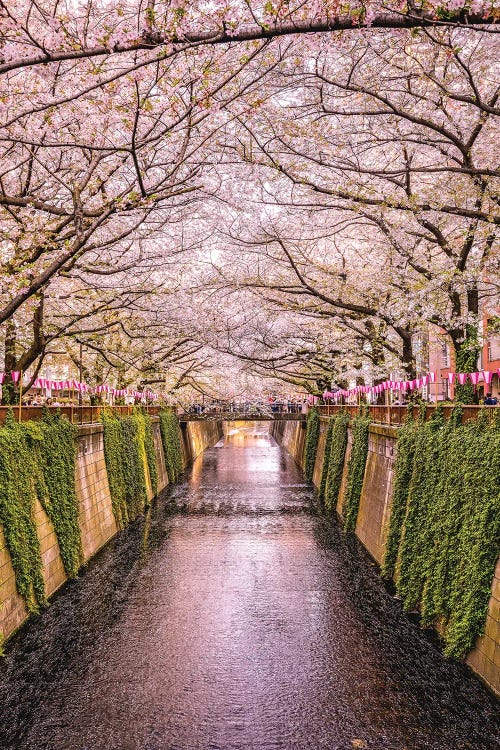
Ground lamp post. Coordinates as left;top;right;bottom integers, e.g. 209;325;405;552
78;342;83;406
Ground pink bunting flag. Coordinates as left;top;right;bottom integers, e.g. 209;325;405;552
448;373;455;385
482;370;493;385
11;371;20;384
421;375;429;387
457;373;468;385
469;372;481;386
428;372;436;384
0;373;4;384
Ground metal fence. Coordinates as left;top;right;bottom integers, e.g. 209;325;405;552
2;403;496;427
316;404;499;425
177;412;305;422
0;405;176;426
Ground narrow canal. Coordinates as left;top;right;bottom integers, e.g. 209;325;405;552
0;425;498;750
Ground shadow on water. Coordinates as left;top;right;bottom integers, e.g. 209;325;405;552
0;428;498;750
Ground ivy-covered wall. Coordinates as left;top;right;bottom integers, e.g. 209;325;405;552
101;410;161;528
0;411;80;616
159;410;184;483
0;413;220;644
321;408;499;665
318;419;334;502
342;413;371;532
273;411;500;694
304;408;320;482
323;412;349;512
384;408;500;660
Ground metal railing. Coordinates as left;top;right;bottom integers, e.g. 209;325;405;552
0;404;176;426
178;411;305;421
316;404;499;425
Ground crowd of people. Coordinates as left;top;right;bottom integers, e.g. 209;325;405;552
185;398;307;415
22;394;64;407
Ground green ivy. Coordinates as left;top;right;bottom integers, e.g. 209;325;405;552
396;407;448;611
101;409;158;527
118;414;148;518
342;412;371;532
324;411;350;512
381;412;418;580
134;412;158;498
0;410;81;612
101;412;129;529
159;410;183;483
318;418;334;501
385;406;500;658
37;412;82;578
304;408;320;482
455;324;480;404
0;413;47;612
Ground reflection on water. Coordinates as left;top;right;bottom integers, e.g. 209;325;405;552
0;428;498;750
222;421;276;448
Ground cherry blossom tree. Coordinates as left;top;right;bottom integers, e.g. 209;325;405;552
206;24;499;386
0;2;498;399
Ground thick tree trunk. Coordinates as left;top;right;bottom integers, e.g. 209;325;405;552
3;321;18;405
451;325;480;405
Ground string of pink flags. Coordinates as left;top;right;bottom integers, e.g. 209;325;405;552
322;368;499;401
0;373;163;401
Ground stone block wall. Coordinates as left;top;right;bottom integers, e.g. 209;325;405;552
0;527;27;642
77;425;118;560
312;420;327;488
183;420;223;462
271;418;306;470
353;425;396;564
153;421;169;492
0;417;221;644
273;414;500;697
467;559;500;694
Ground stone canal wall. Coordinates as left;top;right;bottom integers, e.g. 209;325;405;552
271;418;307;471
0;418;222;644
272;416;500;697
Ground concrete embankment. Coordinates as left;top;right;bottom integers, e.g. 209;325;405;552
272;417;500;697
0;418;222;643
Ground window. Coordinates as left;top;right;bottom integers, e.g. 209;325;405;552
488;338;500;362
441;341;450;368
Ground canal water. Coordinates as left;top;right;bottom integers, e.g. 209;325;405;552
0;425;498;750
